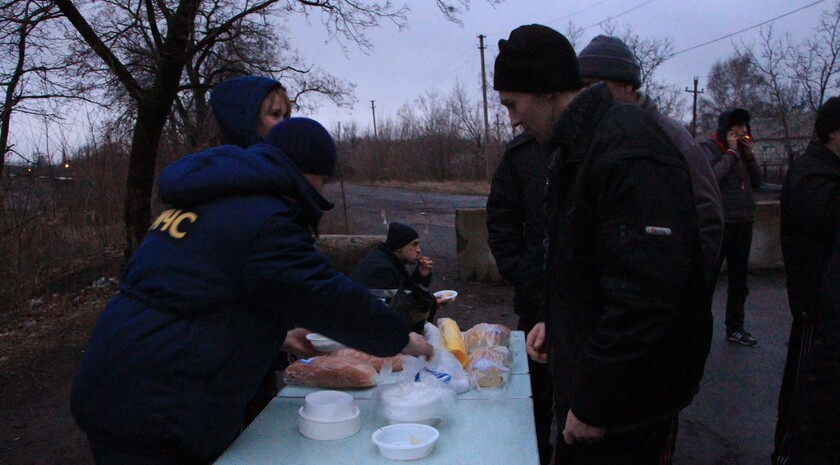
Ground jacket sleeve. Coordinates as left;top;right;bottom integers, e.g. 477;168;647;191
704;143;737;183
411;268;433;287
568;150;699;426
243;210;411;357
486;154;529;283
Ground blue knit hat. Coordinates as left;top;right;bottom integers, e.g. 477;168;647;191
264;117;337;176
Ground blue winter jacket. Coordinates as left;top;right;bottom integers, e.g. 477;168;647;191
210;75;279;147
70;143;411;460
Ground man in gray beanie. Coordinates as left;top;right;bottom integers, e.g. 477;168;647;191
499;25;712;465
578;35;724;298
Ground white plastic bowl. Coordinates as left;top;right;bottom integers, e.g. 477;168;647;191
305;333;347;352
433;290;458;303
298;405;361;440
371;423;439;461
302;390;355;420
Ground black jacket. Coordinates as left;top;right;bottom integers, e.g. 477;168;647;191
781;140;840;323
486;132;551;321
544;84;712;429
349;243;432;290
700;130;763;224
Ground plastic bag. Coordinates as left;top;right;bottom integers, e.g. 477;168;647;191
374;375;456;425
467;345;512;389
423;322;470;393
464;323;511;353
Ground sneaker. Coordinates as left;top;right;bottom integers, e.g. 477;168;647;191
726;330;758;346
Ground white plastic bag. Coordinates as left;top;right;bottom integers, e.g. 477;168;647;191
423;322;470;393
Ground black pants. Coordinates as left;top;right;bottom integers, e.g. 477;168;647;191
519;315;554;465
553;416;678;465
717;222;753;334
772;320;816;465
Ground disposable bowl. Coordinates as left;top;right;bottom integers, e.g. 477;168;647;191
433;290;458;303
371;423;439;461
302;390;356;420
298;405;361;440
305;333;347;352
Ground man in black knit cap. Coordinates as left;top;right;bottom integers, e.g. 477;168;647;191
497;24;712;464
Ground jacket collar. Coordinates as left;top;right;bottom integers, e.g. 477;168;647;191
545;83;614;164
806;139;840;174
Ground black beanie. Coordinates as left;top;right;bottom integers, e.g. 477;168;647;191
264;117;337;176
577;35;642;89
815;96;840;144
716;108;751;141
386;222;419;250
493;24;584;93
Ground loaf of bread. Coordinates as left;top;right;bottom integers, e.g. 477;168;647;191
329;349;404;372
283;355;377;389
467;345;512;388
464;323;511;353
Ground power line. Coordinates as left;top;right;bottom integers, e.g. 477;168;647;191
670;0;828;57
581;0;658;30
546;0;613;25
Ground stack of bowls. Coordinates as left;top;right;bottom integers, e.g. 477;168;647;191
298;390;361;440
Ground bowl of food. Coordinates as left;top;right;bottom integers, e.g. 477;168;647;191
305;333;347;352
371;423;439;460
433;290;458;303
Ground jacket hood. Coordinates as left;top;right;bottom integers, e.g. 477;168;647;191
210;76;281;147
715;108;751;141
158;144;333;226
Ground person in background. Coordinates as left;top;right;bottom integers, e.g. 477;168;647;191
209;75;295;425
701;108;763;346
577;35;724;289
349;222;438;331
773;96;840;464
498;24;711;464
70;117;433;465
486;129;553;464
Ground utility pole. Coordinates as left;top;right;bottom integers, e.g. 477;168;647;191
685;77;705;138
370;100;379;181
478;34;491;180
336;122;350;234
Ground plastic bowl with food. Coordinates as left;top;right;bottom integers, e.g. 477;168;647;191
305;333;347;352
433;290;458;303
371;423;439;460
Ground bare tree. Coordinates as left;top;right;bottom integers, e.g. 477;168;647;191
787;1;840;112
0;0;87;178
53;0;488;257
698;53;770;136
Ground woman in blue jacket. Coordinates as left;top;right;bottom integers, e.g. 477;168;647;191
70;118;432;464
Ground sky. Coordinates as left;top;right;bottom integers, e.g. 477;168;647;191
8;0;833;161
283;0;831;132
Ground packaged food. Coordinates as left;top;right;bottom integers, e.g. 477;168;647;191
436;317;468;367
467;346;512;388
283;355;377;389
464;323;511;353
329;348;404;372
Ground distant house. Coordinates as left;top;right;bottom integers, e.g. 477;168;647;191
748;113;815;183
1;163;75;213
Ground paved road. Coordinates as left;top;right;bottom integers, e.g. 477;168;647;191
324;183;792;465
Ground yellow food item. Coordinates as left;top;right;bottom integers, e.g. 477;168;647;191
437;318;468;368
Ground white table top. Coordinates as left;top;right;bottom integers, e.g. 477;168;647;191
214;396;540;465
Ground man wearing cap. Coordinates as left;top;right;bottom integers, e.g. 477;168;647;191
497;24;711;464
577;35;724;290
701;109;763;347
70;118;433;464
773;96;840;464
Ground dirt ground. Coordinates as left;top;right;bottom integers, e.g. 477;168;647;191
0;183;516;465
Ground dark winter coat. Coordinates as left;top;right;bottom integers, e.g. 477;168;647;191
544;83;712;429
486;132;551;321
781;140;840;324
639;94;724;284
349;243;432;290
70;143;411;461
700;122;763;224
789;227;840;464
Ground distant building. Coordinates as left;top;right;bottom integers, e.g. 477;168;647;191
2;163;75;213
749;113;815;184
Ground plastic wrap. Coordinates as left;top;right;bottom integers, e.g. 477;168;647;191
328;349;404;372
283;355;377;389
464;323;511;353
467;345;512;389
374;376;456;425
423;322;470;393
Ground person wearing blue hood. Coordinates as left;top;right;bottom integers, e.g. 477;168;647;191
209;75;297;426
70;117;434;465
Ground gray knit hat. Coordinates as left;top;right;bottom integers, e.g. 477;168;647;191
577;35;642;89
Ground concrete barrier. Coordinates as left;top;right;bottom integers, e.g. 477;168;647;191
316;235;384;275
455;208;502;282
453;203;784;283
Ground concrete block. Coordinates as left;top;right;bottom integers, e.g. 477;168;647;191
316;235;384;275
455;208;502;282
